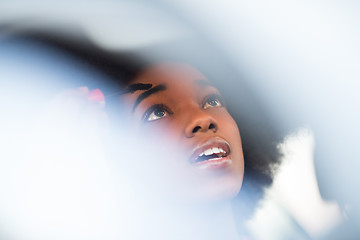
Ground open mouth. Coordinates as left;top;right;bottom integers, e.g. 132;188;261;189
190;138;231;170
195;146;229;162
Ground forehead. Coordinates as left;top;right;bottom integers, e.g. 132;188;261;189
131;62;208;87
122;62;218;114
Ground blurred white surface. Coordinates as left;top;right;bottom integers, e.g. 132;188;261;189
0;1;189;49
247;129;342;239
1;0;360;239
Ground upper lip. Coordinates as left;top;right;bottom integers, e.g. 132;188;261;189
189;137;231;164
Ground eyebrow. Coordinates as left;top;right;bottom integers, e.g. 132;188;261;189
126;83;153;93
105;83;153;98
132;84;167;112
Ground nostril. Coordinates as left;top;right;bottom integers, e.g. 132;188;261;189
209;123;216;130
192;126;201;133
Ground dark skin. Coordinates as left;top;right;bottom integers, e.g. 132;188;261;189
122;62;244;203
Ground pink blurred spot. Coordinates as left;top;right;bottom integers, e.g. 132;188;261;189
88;89;105;102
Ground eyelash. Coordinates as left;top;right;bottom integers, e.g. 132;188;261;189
142;94;224;122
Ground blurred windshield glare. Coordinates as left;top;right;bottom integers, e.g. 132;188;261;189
1;0;360;239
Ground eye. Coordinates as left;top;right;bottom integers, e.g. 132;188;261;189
143;104;172;122
202;94;223;109
147;109;167;121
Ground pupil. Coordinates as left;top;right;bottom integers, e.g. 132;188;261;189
210;99;217;106
155;109;165;117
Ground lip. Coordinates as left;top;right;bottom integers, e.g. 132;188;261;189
189;137;232;170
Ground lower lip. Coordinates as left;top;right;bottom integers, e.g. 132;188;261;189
193;156;232;170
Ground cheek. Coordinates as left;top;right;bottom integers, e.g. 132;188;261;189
219;113;244;158
218;112;241;139
136;119;186;154
143;116;185;139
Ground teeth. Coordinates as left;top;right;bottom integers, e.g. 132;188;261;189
197;147;227;159
212;147;220;154
204;149;213;156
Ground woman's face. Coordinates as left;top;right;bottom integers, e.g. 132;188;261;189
122;62;244;203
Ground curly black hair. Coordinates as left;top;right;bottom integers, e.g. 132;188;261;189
4;30;283;233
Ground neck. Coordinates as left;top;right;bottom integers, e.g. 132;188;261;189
172;200;239;240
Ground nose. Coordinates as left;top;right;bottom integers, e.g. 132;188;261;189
184;109;218;138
